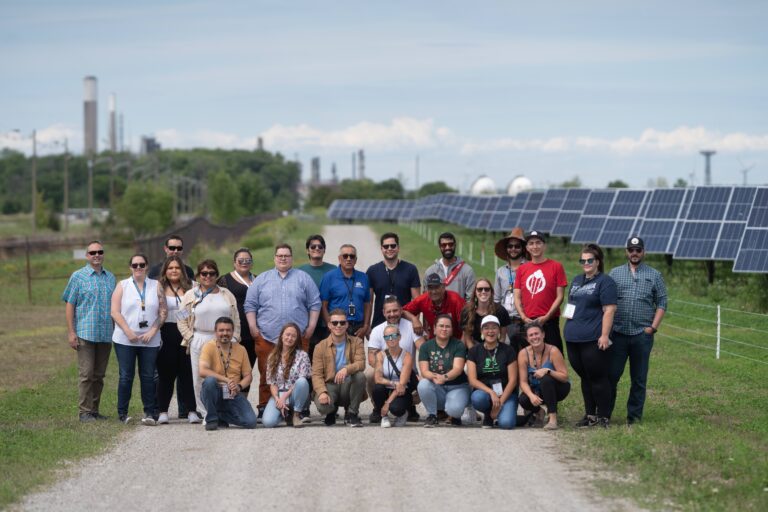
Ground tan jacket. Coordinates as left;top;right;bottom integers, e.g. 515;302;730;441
311;335;365;395
177;285;240;347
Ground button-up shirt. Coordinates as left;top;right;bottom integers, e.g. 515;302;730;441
609;262;668;336
243;268;321;342
61;264;116;343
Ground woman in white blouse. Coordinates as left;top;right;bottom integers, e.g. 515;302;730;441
262;323;311;428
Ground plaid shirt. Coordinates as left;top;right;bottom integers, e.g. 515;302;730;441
62;264;116;343
609;262;667;336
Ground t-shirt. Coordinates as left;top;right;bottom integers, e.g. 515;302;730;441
514;259;568;319
418;337;468;385
467;343;516;389
334;340;348;372
368;318;420;358
563;272;618;343
460;307;512;345
403;290;465;341
366;260;420;326
298;262;337;289
200;340;252;381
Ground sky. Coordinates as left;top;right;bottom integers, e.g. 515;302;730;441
1;0;767;191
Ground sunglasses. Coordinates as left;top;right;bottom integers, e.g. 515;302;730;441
236;258;253;265
167;245;183;252
199;271;217;278
476;286;491;293
579;258;595;265
330;320;348;326
130;262;147;269
383;333;400;341
439;242;455;248
341;254;357;260
628;248;643;254
309;244;325;250
88;250;104;256
382;244;398;250
507;244;522;250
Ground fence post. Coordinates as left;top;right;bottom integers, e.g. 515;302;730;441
469;241;473;262
25;237;32;304
716;304;721;360
481;243;485;267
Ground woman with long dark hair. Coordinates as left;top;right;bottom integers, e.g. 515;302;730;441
461;278;511;349
262;323;311;428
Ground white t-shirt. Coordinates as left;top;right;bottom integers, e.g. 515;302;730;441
368;318;422;371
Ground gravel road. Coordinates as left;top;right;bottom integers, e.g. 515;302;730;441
16;225;639;512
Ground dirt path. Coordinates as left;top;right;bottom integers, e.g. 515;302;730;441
16;225;639;512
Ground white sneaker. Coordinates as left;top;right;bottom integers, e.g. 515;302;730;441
157;413;169;424
141;416;157;426
188;411;202;424
461;406;477;426
394;413;408;427
380;416;392;428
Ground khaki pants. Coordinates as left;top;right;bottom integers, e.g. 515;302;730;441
313;372;366;416
77;339;112;415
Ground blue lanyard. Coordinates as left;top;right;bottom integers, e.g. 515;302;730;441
131;278;146;311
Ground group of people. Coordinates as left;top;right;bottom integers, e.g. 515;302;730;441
63;227;666;431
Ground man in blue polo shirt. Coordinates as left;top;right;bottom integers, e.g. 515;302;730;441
319;244;371;339
62;240;116;422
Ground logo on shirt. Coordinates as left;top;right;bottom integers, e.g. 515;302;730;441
355;281;364;288
525;269;547;296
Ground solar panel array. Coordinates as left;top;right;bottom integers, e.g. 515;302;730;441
327;186;768;272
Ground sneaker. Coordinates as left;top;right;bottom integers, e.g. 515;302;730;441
205;421;218;431
380;416;392;428
482;414;494;429
533;409;546;428
218;420;230;428
157;413;169;425
436;410;448;421
450;417;462;427
79;413;96;423
407;406;420;423
543;422;559;430
292;412;303;428
394;413;408;427
369;410;382;424
92;412;109;421
424;414;438;428
575;415;598;428
118;415;132;424
347;414;363;427
598;417;610;428
187;411;202;424
300;410;312;424
141;416;157;426
461;406;477;426
256;406;265;424
324;413;337;426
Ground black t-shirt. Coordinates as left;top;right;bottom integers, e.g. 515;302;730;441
460;307;511;345
467;342;515;389
366;260;421;326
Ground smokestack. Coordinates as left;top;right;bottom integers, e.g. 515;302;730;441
700;150;716;186
108;93;117;152
119;112;124;152
83;76;98;157
358;149;365;180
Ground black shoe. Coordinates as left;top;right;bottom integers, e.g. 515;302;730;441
118;414;132;424
92;412;109;421
300;411;312;424
424;414;438;428
205;422;218;431
575;415;598;428
79;413;96;423
347;414;363;427
627;416;640;425
218;420;230;428
482;414;494;429
598;417;610;428
369;410;382;424
436;410;448;421
450;417;462;427
407;406;420;423
324;413;337;426
256;406;265;424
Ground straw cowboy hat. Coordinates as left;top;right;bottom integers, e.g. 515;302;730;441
494;227;526;260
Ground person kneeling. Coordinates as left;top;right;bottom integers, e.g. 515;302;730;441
373;325;416;428
199;317;257;430
263;323;311;428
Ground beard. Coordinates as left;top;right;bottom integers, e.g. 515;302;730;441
441;249;455;260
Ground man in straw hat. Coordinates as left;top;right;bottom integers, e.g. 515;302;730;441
493;227;527;350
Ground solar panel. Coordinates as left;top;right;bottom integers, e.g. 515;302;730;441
519;191;545;231
734;187;768;272
486;196;515;231
571;189;618;243
597;190;650;247
635;188;691;253
499;192;530;231
712;187;757;260
551;189;590;237
532;189;567;232
675;187;741;260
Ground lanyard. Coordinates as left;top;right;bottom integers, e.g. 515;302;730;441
507;267;515;289
217;342;233;378
231;271;253;287
169;283;183;306
131;278;146;311
343;274;355;302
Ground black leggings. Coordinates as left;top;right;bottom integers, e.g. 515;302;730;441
156;323;197;413
372;384;413;417
566;340;612;418
519;374;570;414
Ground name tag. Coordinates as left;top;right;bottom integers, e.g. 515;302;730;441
492;382;503;396
564;303;576;319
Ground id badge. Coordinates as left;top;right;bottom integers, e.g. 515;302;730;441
221;383;233;400
492;382;503;396
348;303;356;317
564;303;576;319
503;291;515;313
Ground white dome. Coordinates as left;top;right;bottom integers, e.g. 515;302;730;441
507;175;533;196
470;176;497;195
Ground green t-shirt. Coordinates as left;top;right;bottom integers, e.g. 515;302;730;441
298;262;337;289
418;337;468;385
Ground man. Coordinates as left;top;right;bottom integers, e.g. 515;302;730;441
244;244;321;413
62;240;116;422
608;236;667;425
147;234;194;280
319;244;371;339
365;296;424;423
366;232;420;327
403;273;465;341
513;230;567;352
312;309;366;427
298;234;337;353
493;227;527;350
198;317;257;430
423;232;476;300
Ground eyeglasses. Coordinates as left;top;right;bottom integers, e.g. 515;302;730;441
275;254;292;259
130;263;147;269
330;320;348;326
341;254;357;260
439;242;455;248
309;244;324;250
88;250;104;256
628;248;643;254
236;258;253;265
507;244;522;250
578;258;595;265
199;271;217;278
382;244;398;250
476;286;491;293
383;333;400;341
167;245;183;252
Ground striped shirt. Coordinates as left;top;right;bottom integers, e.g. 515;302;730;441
61;264;116;343
609;263;667;336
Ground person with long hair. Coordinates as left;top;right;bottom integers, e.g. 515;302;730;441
262;323;312;428
461;278;511;349
156;255;199;424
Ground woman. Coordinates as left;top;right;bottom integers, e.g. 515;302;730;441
417;314;470;427
461;278;511;349
373;324;416;428
564;243;617;428
262;323;311;428
178;260;240;417
518;322;570;430
111;254;167;425
218;248;257;388
467;315;518;429
156;255;199;424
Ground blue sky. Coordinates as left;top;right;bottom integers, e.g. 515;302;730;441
1;0;767;190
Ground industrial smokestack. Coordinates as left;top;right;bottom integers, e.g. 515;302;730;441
700;150;716;186
83;76;98;157
108;93;117;152
358;149;365;180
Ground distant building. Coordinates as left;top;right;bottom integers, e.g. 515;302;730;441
108;93;117;153
507;175;533;196
470;175;497;195
83;76;98;157
140;136;161;154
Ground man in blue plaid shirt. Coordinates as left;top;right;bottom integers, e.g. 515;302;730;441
62;241;116;422
608;236;667;425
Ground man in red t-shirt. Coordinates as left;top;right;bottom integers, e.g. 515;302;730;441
513;230;567;352
403;273;466;341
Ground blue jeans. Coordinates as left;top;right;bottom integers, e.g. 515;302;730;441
114;343;159;417
609;331;654;421
417;379;470;418
471;389;518;429
262;377;310;428
200;376;257;428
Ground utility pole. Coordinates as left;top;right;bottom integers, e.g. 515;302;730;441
31;130;37;234
87;158;94;224
415;155;420;190
63;139;69;232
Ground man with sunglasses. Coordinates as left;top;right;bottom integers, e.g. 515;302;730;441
319;244;371;339
147;235;194;280
493;227;527;350
608;237;667;425
423;232;476;300
366;232;421;328
298;234;336;349
62;241;116;422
